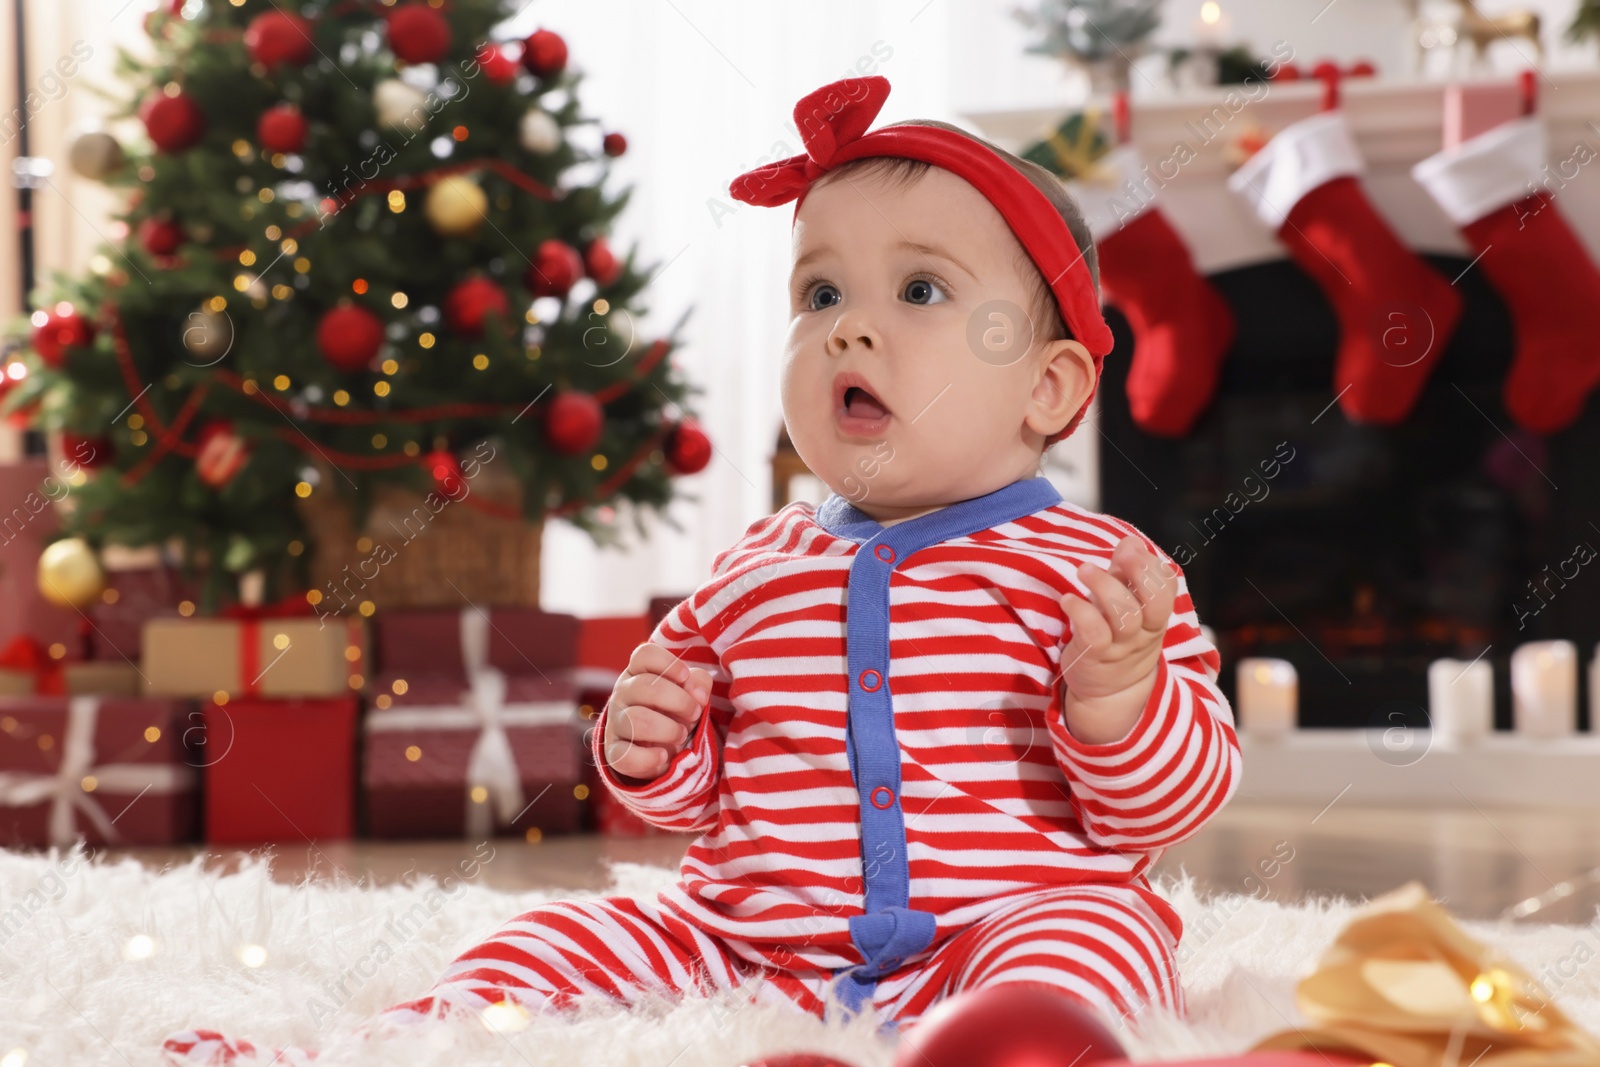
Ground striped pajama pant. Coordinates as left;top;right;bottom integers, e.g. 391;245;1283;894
163;884;1180;1063
382;882;1183;1034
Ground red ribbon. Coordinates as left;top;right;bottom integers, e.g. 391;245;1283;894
222;594;316;698
0;635;66;695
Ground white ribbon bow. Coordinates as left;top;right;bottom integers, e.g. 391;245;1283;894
0;696;195;846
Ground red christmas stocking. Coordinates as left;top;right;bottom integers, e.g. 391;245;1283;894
1230;111;1463;424
1414;116;1600;434
1072;146;1235;437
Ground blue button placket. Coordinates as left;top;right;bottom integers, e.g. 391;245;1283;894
813;476;1064;1028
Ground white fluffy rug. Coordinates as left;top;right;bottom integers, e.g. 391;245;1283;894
4;846;1600;1066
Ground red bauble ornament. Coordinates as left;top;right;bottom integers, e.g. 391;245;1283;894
544;392;603;455
315;304;386;373
526;239;584;298
740;1056;860;1067
1348;58;1377;77
602;131;628;157
31;306;95;368
61;432;112;469
195;421;250;488
244;11;315;68
257;104;308;153
141;92;206;153
584;237;622;287
1270;61;1301;81
443;277;510;336
892;987;1126;1067
387;3;451;64
521;29;567;78
138;217;185;257
665;419;712;475
475;42;520;84
424;448;465;494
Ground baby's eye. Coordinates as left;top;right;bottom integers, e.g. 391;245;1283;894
807;283;841;311
903;276;949;305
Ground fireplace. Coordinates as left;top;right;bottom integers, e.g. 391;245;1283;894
1097;254;1600;731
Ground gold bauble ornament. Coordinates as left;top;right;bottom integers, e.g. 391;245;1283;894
38;537;106;609
182;305;234;364
373;78;429;132
424;175;487;236
67;130;125;180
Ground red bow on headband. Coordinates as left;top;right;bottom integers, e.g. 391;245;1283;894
727;75;1113;445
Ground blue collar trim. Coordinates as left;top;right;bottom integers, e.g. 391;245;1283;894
814;475;1062;547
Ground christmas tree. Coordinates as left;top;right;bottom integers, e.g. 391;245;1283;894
8;0;712;613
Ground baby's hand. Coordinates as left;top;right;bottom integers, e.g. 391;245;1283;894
1058;534;1177;745
603;642;713;783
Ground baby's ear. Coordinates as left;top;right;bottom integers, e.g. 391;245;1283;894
1025;338;1096;440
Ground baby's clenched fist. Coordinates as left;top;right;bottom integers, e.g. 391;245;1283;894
603;642;713;783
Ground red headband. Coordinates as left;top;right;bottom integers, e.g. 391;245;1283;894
727;75;1112;445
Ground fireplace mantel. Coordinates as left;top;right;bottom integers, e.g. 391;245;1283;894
961;70;1600;275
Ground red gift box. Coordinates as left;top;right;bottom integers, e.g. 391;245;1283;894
88;563;197;664
369;606;580;704
202;695;358;843
0;694;199;847
0;460;85;655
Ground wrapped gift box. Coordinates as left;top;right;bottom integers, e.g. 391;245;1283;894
0;694;199;847
142;613;367;698
0;461;85;655
0;636;141;697
364;606;590;837
202;695;358;843
88;561;197;664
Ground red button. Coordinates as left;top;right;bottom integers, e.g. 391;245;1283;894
874;544;896;563
858;669;882;691
871;786;895;809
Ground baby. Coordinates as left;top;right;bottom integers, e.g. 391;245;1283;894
163;75;1240;1063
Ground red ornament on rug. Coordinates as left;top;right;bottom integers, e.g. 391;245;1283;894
1413;113;1600;434
521;28;567;78
584;237;622;286
315;304;386;373
387;3;451;64
740;1055;860;1067
32;306;95;367
141;92;206;153
665;419;712;474
475;43;520;84
1074;145;1235;437
526;238;584;297
892;986;1126;1067
138;217;185;257
1228;106;1462;424
544;391;603;455
195;421;250;488
443;276;510;336
256;104;308;154
602;131;628;157
244;11;315;68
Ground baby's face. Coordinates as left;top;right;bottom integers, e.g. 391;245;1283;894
780;165;1094;522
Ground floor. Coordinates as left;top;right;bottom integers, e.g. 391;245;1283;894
104;801;1600;925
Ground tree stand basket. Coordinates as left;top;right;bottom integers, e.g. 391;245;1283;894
298;459;543;610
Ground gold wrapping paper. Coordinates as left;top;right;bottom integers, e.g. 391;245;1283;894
1251;881;1600;1067
141;616;366;698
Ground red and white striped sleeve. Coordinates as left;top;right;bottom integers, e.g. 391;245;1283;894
589;507;802;834
1047;544;1241;852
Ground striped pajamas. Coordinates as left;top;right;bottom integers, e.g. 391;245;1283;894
163;476;1238;1061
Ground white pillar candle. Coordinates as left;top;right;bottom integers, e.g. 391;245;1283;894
1427;657;1493;744
1236;658;1296;736
1510;640;1577;739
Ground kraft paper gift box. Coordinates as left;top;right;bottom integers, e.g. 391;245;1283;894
142;613;367;698
0;694;199;847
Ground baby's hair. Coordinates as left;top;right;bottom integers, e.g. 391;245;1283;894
809;118;1100;349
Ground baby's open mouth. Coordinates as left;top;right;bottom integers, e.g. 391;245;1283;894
843;386;890;421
